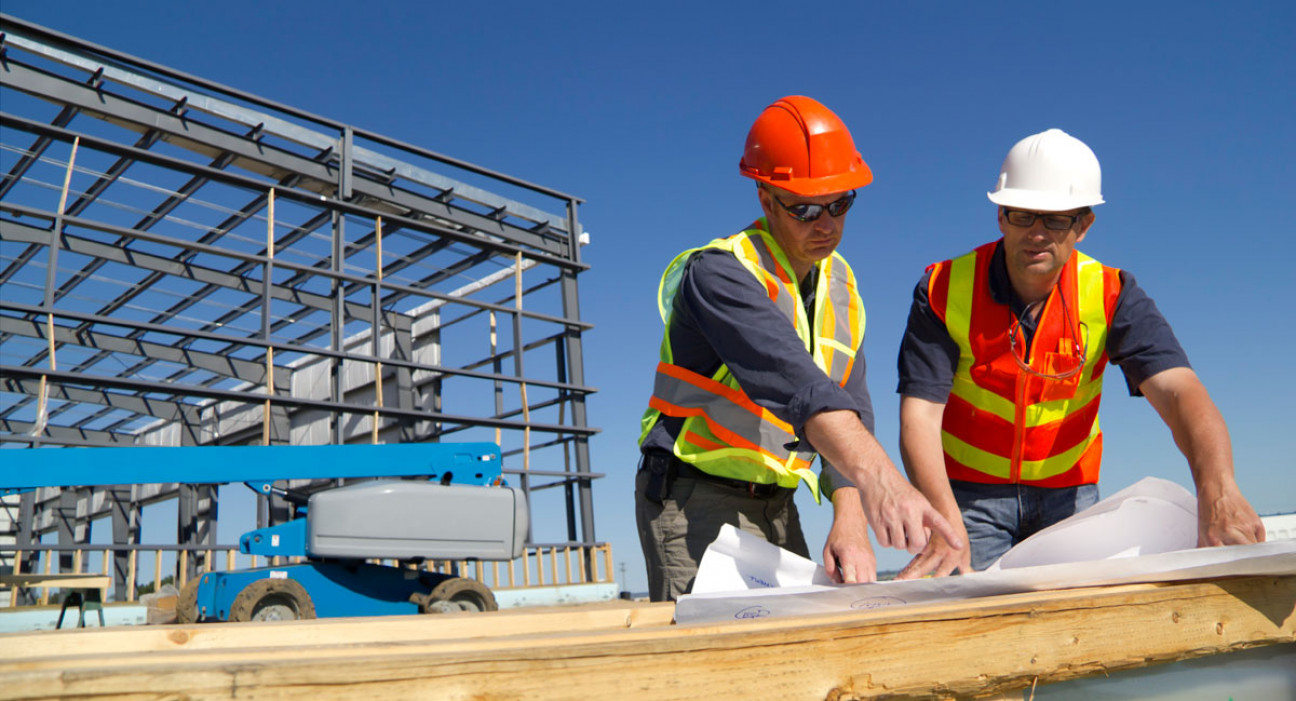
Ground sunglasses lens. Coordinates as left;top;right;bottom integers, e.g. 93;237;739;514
786;203;821;221
772;190;856;221
827;192;856;216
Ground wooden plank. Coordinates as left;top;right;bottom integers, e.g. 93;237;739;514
0;576;1292;700
0;599;675;659
0;574;111;589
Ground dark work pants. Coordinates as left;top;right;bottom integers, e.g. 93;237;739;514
635;468;807;602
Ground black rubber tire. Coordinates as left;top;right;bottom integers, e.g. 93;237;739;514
228;578;316;622
420;577;498;614
175;577;202;624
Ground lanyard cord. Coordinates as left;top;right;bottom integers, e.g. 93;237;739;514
1008;286;1087;381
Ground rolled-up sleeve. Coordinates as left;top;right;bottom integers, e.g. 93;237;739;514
1107;271;1190;396
896;270;958;402
818;339;873;495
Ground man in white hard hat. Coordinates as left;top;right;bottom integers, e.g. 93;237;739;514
893;128;1266;576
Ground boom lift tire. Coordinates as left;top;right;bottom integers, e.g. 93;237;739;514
414;577;498;614
176;577;201;624
229;578;317;622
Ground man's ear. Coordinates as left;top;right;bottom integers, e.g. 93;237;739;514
1075;210;1096;242
756;184;773;217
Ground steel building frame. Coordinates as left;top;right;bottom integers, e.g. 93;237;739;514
0;15;599;597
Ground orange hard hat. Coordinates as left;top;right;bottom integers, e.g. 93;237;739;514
739;96;873;197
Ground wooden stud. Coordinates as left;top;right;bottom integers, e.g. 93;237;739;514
126;551;137;603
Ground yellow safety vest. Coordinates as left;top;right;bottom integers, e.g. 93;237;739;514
639;219;866;501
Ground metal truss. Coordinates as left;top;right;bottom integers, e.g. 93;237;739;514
0;14;600;590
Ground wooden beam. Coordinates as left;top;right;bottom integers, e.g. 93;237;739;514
0;576;1292;700
0;574;111;589
0;600;675;659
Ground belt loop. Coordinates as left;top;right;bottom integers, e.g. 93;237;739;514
747;482;757;498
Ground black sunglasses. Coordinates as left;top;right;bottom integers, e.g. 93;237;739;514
1003;208;1084;231
769;189;856;222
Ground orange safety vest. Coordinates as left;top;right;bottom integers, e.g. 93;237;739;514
639;219;866;501
928;241;1122;487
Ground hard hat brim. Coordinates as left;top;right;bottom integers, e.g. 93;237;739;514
987;189;1104;212
743;166;873;198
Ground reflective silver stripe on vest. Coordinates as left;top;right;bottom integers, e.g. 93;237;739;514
650;227;863;459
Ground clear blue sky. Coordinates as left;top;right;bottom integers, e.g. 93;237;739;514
8;1;1294;594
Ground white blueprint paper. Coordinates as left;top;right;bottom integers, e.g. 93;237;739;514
690;523;834;594
676;477;1296;625
988;477;1198;570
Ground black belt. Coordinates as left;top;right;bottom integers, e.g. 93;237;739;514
642;452;791;499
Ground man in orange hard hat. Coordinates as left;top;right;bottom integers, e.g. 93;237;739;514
635;96;961;601
895;128;1265;578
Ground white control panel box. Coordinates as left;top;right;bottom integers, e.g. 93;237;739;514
307;481;528;560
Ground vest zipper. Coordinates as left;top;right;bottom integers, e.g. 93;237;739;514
1011;370;1026;483
1009;298;1042;484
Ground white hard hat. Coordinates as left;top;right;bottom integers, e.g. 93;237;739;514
987;128;1104;212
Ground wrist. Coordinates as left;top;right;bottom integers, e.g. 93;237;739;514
1193;473;1239;501
831;486;864;514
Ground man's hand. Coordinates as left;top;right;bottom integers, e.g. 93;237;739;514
1197;483;1266;547
857;464;963;554
805;409;963;557
895;521;971;580
823;487;877;583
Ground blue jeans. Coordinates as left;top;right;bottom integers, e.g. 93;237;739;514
950;480;1099;571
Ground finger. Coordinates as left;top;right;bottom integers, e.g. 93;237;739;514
924;508;963;549
892;521;911;552
904;515;929;554
823;550;842;583
896;553;930;581
935;556;960;578
840;562;858;584
873;522;892;549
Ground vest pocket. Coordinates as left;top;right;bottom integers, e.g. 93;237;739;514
1038;351;1082;402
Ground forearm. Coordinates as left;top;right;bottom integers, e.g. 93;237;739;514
1142;368;1235;491
804;409;894;486
895;395;970;577
1141;367;1264;545
898;397;959;519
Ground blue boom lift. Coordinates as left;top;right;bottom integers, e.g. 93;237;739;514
1;443;528;622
